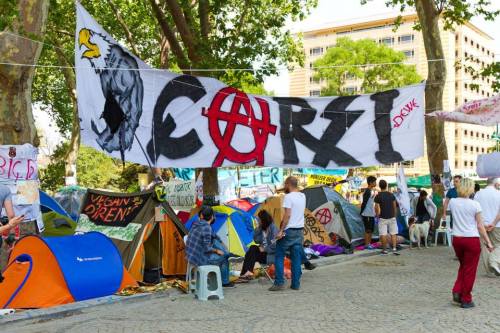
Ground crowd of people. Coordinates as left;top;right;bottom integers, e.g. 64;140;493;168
184;174;500;308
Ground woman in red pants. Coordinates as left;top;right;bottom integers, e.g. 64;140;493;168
448;178;494;308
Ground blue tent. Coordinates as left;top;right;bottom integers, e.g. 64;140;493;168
185;206;255;257
39;190;74;221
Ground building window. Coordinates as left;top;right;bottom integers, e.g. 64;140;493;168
465;130;468;136
476;147;479;152
464;52;468;58
310;47;324;56
455;144;458;152
465;161;468;167
465;98;468;103
476;132;480;138
470;131;474;136
465;37;468;42
343;86;357;94
310;77;321;84
455;129;458;136
482;47;485;52
398;34;414;43
464;145;468;151
464;83;468;89
403;50;415;58
482;148;485;153
471;161;474;167
455;160;459;168
482;133;485;139
309;90;321;97
379;37;394;45
487;134;490;139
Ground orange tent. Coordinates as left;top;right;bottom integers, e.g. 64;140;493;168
0;233;136;309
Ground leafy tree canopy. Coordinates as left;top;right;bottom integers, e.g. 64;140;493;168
313;37;421;96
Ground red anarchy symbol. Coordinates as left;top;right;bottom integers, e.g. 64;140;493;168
203;87;277;167
315;208;332;225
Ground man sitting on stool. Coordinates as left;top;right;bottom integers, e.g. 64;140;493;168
186;206;235;288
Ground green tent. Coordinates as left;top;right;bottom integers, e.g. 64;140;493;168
42;211;77;237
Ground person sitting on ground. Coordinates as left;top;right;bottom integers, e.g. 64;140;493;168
186;206;235;288
240;210;279;279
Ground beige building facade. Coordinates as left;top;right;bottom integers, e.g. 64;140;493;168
289;14;496;178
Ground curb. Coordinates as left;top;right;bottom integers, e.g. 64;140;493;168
1;249;382;327
0;288;182;327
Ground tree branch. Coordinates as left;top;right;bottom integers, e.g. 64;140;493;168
107;0;140;56
149;0;189;69
164;0;200;64
198;0;210;39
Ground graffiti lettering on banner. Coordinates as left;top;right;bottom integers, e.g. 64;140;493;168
81;191;150;227
75;3;425;170
0;145;38;181
315;208;332;225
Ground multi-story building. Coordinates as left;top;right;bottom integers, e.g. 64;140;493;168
289;13;496;178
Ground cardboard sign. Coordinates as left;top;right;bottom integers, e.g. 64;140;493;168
164;180;195;211
80;192;150;226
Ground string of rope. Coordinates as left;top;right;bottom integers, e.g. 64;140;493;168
2;31;498;72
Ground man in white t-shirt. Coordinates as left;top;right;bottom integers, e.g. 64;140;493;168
474;177;500;276
269;176;306;291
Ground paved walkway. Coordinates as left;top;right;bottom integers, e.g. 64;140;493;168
4;247;500;333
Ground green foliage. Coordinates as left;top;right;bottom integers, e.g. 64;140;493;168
0;1;19;31
40;143;149;193
313;37;421;96
365;1;499;92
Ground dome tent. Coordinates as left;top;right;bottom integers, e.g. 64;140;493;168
0;232;136;309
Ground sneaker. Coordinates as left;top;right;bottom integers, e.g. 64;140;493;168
392;249;401;256
304;262;317;270
268;284;286;292
223;282;236;288
461;301;475;309
290;286;300;291
380;250;389;255
491;265;500;277
452;292;461;303
365;244;375;250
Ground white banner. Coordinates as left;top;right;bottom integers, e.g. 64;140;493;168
76;3;425;169
395;165;411;216
0;144;43;230
427;94;500;126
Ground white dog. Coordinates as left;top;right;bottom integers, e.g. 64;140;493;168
409;219;430;249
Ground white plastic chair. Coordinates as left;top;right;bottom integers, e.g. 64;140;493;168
434;216;452;247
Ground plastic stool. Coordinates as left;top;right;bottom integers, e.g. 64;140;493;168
195;265;224;301
186;263;197;294
434;217;452;247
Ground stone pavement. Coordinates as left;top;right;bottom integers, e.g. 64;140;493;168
3;247;500;333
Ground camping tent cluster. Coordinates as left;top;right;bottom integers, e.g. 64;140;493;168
1;188;188;309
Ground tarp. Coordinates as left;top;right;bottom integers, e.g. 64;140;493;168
75;3;425;170
477;152;500;178
390;175;431;188
54;185;87;221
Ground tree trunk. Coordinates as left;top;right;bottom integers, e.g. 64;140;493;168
415;0;448;218
53;41;80;185
0;0;49;145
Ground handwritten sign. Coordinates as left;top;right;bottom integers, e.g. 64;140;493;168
81;191;150;226
164;180;195;210
0;144;38;181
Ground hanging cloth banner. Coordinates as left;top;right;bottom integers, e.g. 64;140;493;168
427;94;500;126
395;165;411;216
75;3;425;169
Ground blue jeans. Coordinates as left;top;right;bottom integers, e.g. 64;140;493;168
274;228;303;289
207;239;230;284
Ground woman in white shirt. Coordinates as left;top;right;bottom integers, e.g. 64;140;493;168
449;178;494;309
